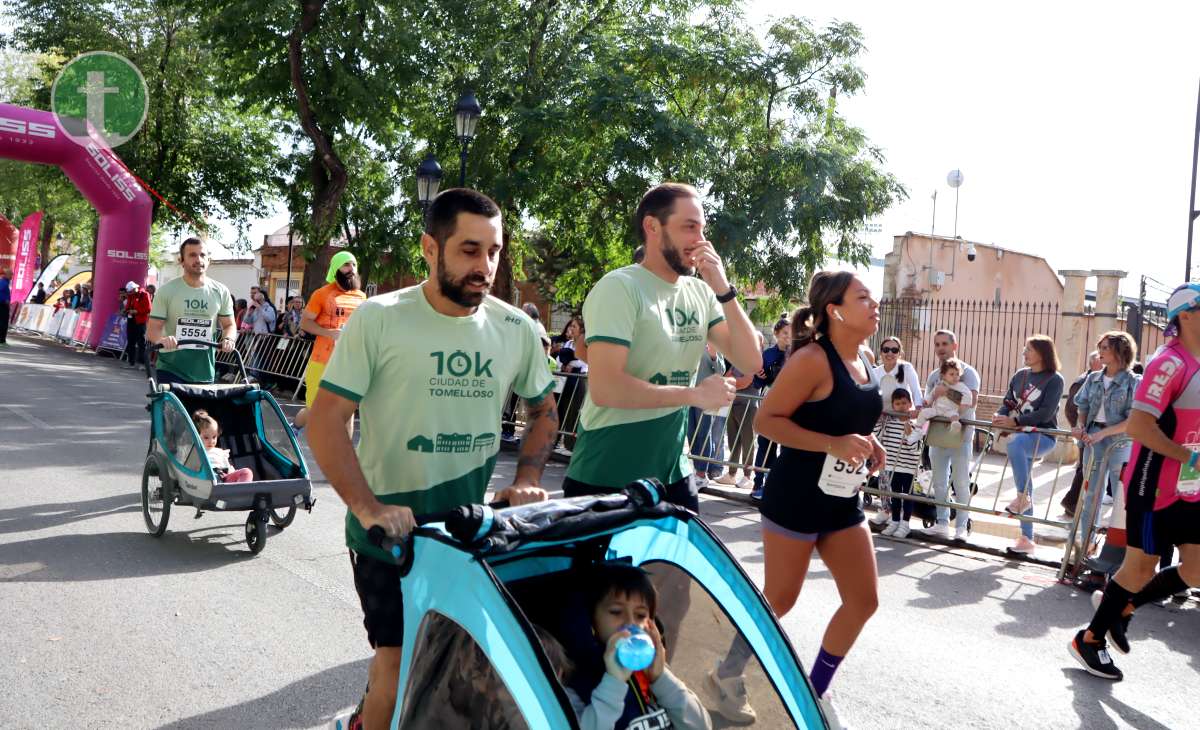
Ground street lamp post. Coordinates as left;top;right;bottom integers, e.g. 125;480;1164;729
947;169;964;238
453;90;482;187
416;153;444;214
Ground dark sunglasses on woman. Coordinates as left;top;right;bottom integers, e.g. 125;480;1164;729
880;346;900;354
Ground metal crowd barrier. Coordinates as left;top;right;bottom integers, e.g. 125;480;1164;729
215;331;313;400
1059;437;1132;582
503;375;1105;574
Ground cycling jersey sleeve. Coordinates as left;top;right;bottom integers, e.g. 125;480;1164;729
1132;346;1188;419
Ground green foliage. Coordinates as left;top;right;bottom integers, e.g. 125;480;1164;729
747;293;793;327
3;0;280;233
389;2;904;304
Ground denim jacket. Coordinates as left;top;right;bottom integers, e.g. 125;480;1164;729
1073;369;1140;429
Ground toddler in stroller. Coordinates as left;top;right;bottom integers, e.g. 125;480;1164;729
192;409;254;483
563;563;711;730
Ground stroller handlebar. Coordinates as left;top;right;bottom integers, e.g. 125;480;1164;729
367;500;511;563
145;337;251;392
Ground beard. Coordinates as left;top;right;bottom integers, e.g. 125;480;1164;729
335;270;361;291
436;246;491;307
661;230;695;277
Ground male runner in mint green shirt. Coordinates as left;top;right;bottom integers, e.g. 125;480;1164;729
564;183;762;510
147;237;236;384
307;189;559;730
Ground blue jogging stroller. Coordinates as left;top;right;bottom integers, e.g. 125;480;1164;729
366;479;830;729
140;339;314;554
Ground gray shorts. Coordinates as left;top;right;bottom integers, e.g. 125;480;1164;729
761;514;858;542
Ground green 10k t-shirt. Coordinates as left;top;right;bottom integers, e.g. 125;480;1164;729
320;285;555;562
148;276;234;383
566;264;725;488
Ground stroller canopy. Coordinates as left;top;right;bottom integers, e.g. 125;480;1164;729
391;487;827;729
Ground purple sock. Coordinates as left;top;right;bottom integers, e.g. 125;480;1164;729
809;647;844;697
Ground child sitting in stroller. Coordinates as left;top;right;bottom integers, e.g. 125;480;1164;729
907;357;973;444
192;409;254;483
564;564;711;730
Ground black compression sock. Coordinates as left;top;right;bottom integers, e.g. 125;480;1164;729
1086;580;1135;641
1131;567;1191;608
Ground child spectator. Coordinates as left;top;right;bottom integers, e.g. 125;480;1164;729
873;388;923;538
908;358;973;444
192;409;253;483
564;564;711;730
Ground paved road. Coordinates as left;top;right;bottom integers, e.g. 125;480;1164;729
2;333;1198;729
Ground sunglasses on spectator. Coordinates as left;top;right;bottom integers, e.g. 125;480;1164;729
880;346;900;354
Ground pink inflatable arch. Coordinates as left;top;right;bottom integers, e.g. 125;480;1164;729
0;103;152;348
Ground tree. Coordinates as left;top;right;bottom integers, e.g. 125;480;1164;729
391;2;904;305
3;0;281;237
194;0;420;296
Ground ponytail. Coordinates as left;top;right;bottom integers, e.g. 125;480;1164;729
790;306;821;354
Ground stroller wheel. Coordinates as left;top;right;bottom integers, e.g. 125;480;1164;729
245;511;268;555
269;504;297;529
141;456;172;537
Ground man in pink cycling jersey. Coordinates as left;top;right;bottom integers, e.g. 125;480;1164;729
1069;282;1200;680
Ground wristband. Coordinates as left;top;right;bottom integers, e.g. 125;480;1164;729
716;286;738;304
1189;451;1199;469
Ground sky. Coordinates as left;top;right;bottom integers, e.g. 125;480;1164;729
748;0;1200;302
223;1;1199;303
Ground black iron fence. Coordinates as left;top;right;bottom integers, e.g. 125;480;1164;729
872;299;1060;396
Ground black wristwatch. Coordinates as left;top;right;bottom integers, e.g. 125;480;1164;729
716;286;738;304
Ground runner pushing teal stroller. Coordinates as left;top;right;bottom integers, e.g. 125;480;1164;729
140;339;314;554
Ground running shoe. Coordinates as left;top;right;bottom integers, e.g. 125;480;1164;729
1069;630;1123;680
818;692;848;729
869;510;891;527
892;522;911;539
736;476;754;490
701;666;757;724
954;524;971;541
750;485;763;501
1090;590;1131;654
1004;494;1032;515
881;521;900;537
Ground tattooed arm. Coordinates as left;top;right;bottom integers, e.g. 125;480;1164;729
495;395;559;505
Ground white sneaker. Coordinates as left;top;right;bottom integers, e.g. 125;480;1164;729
927;522;952;539
693;475;709;490
818;692;848;729
880;521;898;536
736;476;754;490
893;522;911;539
1102;493;1114;506
954;524;970;541
702;666;757;723
870;510;891;526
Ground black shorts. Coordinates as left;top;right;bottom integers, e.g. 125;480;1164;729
350;550;405;648
1126;499;1200;554
561;474;699;512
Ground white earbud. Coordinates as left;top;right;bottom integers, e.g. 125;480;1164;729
832;310;845;322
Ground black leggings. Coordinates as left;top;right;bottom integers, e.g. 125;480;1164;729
889;472;915;521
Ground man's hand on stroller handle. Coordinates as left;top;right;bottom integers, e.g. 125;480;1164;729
494;483;548;506
359;502;416;539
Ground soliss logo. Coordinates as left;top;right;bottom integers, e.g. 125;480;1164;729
107;249;148;260
86;141;138;202
0;117;56;138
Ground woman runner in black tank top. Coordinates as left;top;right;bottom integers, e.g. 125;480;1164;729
759;334;883;532
707;272;883;724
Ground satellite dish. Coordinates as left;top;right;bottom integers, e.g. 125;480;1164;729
947;169;964;188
